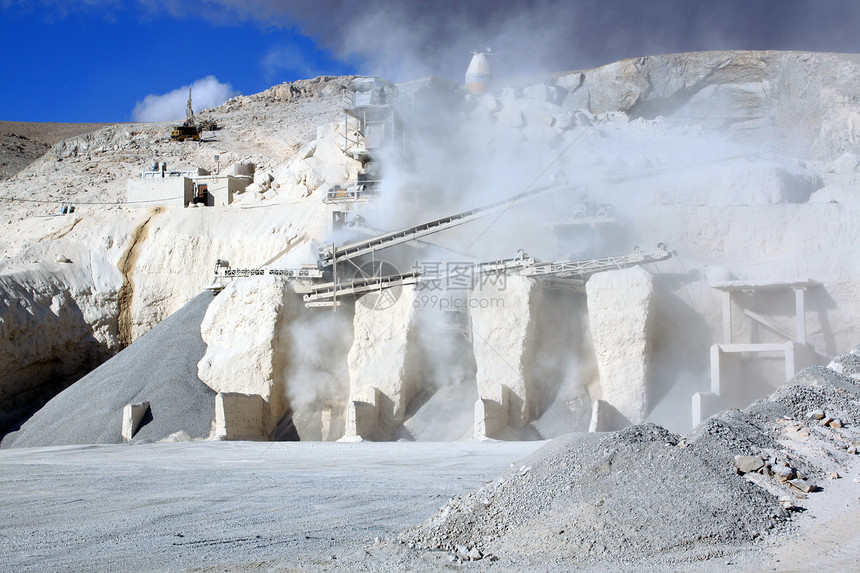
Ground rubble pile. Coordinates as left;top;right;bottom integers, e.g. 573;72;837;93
2;292;217;448
399;347;860;568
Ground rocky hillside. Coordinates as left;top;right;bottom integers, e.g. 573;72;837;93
536;50;860;161
1;52;859;444
0;121;113;181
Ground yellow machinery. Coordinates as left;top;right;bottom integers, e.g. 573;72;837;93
170;87;201;142
170;125;200;142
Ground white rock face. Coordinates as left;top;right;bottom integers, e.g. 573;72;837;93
197;276;298;436
126;202;329;341
270;122;363;203
470;275;539;432
346;286;421;440
586;267;655;424
554;51;860;160
0;235;125;430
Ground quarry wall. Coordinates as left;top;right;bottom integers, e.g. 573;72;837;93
2;52;860;441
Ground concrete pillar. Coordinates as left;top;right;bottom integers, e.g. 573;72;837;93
722;290;733;344
784;341;797;380
215;392;265;440
320;408;333;441
692;391;721;427
588;399;631;432
794;288;807;344
710;344;722;395
121;401;150;441
473;386;510;440
342;388;380;441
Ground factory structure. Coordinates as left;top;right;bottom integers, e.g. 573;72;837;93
126;161;253;207
116;53;832;445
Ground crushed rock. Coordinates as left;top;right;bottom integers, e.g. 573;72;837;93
398;347;860;568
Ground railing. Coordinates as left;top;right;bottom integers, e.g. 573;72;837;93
218;267;324;279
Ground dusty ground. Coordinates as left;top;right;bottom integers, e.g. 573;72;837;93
0;440;542;572
0;439;856;573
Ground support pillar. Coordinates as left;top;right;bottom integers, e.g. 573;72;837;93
794;288;807;345
710;344;722;395
121;401;150;442
721;290;733;344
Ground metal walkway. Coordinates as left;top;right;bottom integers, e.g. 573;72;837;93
303;271;421;307
303;246;672;307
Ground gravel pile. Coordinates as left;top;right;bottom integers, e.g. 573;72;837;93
399;347;860;568
1;291;217;448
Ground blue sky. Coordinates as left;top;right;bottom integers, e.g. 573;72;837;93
0;3;357;122
3;1;860;123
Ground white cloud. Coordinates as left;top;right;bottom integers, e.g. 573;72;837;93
131;76;238;122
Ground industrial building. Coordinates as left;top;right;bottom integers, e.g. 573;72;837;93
126;161;252;207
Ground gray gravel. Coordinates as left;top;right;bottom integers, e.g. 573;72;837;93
400;424;788;568
398;353;860;570
1;291;217;448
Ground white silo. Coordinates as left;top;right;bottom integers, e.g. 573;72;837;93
465;49;492;95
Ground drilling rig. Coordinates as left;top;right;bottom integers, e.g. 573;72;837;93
170;88;201;142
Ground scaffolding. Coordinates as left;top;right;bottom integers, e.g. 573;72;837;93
342;77;400;161
693;278;826;427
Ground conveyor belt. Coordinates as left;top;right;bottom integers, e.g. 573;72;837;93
303;246;671;307
318;183;572;267
303;271;421;305
221;267;324;279
520;248;672;278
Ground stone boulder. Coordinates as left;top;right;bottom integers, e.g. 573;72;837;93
270;121;362;202
523;84;563;105
197;275;299;437
345;286;422;440
586;266;655;424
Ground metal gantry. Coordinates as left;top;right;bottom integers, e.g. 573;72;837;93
208;180;671;308
300;246;672;307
